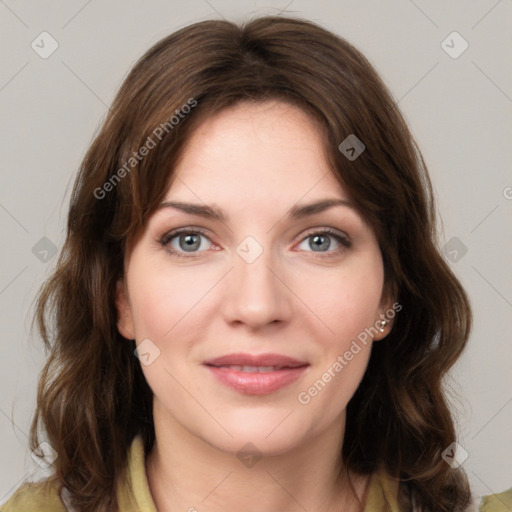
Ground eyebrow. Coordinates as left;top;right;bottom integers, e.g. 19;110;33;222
157;198;355;222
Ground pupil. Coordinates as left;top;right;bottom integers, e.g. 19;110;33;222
180;234;200;252
311;235;329;251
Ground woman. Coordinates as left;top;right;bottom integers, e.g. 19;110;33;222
2;16;510;512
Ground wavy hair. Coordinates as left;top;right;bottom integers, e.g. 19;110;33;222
30;16;472;511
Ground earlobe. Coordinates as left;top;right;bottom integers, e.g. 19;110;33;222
373;293;397;341
115;279;135;340
372;317;392;341
377;318;388;333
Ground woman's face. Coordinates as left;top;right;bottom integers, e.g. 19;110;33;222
116;100;392;456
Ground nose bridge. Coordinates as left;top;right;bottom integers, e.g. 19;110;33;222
223;235;290;327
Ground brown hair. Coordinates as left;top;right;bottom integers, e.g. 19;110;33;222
30;16;472;511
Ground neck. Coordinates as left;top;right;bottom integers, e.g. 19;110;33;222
145;402;370;512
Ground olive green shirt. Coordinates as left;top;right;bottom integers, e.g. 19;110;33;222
2;436;511;511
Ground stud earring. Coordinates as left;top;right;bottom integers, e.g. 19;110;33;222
377;319;388;333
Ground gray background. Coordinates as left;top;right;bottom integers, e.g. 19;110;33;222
1;0;511;504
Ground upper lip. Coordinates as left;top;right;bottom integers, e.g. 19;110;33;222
203;353;309;369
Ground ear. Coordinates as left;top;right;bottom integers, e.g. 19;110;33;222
373;288;398;341
115;279;135;340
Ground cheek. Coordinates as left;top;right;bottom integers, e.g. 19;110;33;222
128;259;214;340
295;257;384;343
296;272;381;414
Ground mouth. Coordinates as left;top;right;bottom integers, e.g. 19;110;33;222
203;353;309;395
207;364;298;372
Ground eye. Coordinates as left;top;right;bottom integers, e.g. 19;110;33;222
159;227;351;259
296;228;351;257
160;228;213;258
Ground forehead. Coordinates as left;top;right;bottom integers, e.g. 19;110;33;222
166;100;347;204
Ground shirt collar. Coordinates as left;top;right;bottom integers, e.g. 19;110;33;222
119;435;402;512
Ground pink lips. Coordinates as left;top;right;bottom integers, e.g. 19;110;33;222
203;352;309;395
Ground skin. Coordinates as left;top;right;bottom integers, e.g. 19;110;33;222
116;100;393;512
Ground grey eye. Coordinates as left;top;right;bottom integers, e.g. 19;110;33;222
308;234;332;252
178;233;202;252
166;232;212;254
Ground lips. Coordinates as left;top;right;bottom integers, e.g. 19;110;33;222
203;352;308;369
213;365;282;373
203;353;309;395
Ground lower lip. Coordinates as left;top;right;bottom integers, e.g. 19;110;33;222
204;365;308;395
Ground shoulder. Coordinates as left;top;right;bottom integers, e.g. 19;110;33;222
478;487;512;511
372;466;512;512
0;477;67;512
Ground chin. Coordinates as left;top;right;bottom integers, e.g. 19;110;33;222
196;409;309;457
209;429;303;459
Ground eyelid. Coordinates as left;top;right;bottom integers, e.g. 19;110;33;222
159;226;211;245
298;226;351;245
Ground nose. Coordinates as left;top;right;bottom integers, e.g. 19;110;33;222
221;242;293;330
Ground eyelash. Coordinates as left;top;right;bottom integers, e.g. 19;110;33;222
159;227;351;260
